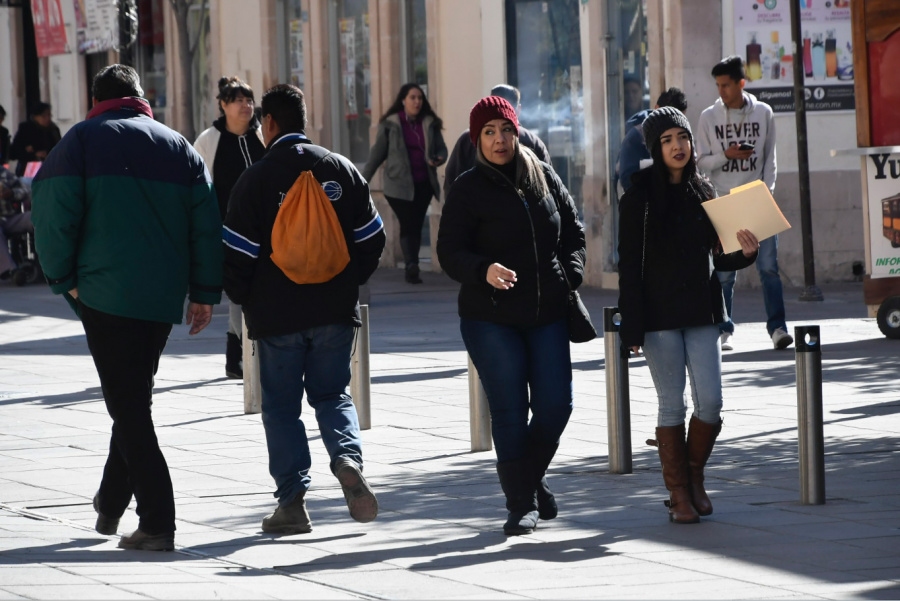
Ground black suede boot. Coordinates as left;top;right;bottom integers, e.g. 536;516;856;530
527;442;559;520
400;237;422;284
496;460;539;535
226;332;243;379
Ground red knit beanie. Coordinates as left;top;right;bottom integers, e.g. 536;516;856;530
469;96;519;146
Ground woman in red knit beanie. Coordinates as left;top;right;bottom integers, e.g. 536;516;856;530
437;96;587;535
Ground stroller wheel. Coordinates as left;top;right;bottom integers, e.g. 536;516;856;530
12;261;41;286
12;268;28;286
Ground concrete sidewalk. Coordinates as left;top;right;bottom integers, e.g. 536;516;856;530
1;269;898;600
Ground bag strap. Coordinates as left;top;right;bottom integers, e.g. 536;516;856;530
641;198;649;281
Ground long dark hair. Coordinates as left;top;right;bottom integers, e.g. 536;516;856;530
378;83;443;129
647;132;718;245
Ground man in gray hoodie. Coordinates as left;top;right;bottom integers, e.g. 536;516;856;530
696;55;792;351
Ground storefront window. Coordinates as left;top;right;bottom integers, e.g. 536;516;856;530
403;0;428;86
506;0;584;212
189;2;212;132
121;0;167;123
334;0;370;164
606;0;648;265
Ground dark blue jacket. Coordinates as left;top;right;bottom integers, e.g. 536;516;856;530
616;109;651;193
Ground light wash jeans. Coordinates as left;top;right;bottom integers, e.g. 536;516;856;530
257;324;362;505
461;317;573;463
642;325;722;427
718;234;787;337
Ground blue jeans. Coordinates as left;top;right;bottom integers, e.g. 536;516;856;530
642;325;722;427
460;318;573;463
718;234;787;336
257;324;362;505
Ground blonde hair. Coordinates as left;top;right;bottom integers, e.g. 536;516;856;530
476;136;549;199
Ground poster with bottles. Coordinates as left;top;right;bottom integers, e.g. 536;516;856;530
733;0;854;112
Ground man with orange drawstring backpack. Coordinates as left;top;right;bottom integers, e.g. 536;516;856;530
223;84;385;535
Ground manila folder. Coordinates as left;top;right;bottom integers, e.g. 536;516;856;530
701;180;791;254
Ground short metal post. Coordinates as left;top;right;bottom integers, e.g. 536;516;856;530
795;325;825;505
604;307;632;474
350;305;371;430
468;356;492;452
242;316;261;415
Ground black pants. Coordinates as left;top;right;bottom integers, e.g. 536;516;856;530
80;302;175;534
386;180;434;268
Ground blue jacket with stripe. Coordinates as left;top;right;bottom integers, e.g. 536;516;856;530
223;133;386;339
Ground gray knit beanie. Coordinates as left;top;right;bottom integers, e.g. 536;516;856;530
642;106;693;153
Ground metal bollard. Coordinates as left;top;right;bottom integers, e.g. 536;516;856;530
604;307;632;474
795;325;825;505
350;305;371;430
468;356;492;452
242;316;261;415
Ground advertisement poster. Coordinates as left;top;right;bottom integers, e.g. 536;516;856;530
865;153;900;279
339;17;358;120
733;0;854;112
32;0;68;57
289;19;305;88
76;0;119;54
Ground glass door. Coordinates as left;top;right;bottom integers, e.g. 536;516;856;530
506;0;584;212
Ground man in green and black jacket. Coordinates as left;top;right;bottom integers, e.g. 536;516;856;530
32;65;222;552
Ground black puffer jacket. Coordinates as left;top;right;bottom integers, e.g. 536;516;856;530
437;160;585;327
617;168;756;347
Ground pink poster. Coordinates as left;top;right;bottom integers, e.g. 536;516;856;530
32;0;68;57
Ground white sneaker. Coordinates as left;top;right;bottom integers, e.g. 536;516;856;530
720;332;733;351
772;328;794;350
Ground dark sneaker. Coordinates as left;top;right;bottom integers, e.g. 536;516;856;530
335;457;378;523
261;494;312;534
118;529;174;551
92;493;119;536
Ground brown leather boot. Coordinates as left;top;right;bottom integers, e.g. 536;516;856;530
651;424;700;524
687;416;722;516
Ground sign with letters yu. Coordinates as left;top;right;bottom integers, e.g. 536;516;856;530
865;153;900;278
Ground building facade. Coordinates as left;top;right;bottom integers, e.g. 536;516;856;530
0;0;863;288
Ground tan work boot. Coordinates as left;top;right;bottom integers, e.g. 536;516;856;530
335;457;378;523
118;529;174;551
262;493;312;534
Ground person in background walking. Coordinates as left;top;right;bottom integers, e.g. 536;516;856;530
618;107;759;524
362;83;446;284
10;102;61;176
32;64;222;551
224;84;385;534
443;84;550;199
438;96;585;536
194;76;266;379
696;55;791;352
616;87;687;194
